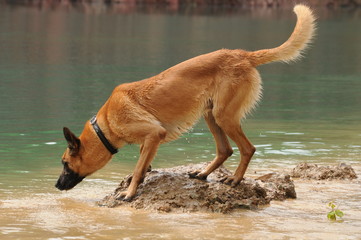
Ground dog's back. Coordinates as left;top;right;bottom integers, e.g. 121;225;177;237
110;5;316;142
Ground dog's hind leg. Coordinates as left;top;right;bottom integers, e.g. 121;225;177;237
189;110;233;180
219;123;255;186
211;77;259;186
116;123;166;201
214;112;256;186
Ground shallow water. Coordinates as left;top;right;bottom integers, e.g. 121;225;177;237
1;2;361;239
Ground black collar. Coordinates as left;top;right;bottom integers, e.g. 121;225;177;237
90;115;118;155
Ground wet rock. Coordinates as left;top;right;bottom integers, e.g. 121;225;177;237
97;162;296;213
291;163;357;180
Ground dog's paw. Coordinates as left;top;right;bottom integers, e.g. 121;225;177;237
122;195;134;202
114;191;135;202
220;175;242;187
114;191;126;200
188;170;207;180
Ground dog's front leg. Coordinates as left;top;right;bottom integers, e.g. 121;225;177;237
117;123;166;201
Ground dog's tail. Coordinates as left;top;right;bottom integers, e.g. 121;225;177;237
248;4;316;67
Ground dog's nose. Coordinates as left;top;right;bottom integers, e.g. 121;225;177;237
55;178;65;190
55;171;85;191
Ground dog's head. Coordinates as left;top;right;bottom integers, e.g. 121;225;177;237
55;124;113;191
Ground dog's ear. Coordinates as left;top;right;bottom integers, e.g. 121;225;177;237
63;127;81;155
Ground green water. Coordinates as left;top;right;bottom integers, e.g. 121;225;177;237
0;3;360;239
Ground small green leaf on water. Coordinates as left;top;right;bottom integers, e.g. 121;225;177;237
328;202;336;209
335;209;344;218
327;201;344;221
328;211;336;220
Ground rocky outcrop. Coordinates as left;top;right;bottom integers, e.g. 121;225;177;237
98;162;296;213
291;163;358;180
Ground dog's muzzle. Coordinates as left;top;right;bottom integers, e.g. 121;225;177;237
55;165;85;191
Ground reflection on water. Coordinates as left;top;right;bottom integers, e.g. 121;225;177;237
1;2;361;239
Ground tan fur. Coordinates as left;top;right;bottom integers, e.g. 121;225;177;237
60;5;316;200
249;4;316;65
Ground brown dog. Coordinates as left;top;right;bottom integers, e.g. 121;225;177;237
56;5;315;201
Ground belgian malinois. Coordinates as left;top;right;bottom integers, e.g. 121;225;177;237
56;5;315;201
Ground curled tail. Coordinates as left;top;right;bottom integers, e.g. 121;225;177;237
249;4;316;66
